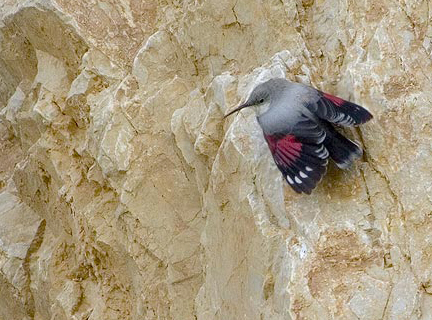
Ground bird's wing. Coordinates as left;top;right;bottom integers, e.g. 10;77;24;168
261;114;329;194
309;91;373;126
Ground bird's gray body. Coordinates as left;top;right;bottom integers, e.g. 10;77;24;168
254;79;319;135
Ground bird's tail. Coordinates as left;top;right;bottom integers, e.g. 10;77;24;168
323;125;363;169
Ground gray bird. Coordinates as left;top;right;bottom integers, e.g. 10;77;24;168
224;78;373;194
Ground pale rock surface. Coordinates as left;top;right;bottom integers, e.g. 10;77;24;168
0;1;431;320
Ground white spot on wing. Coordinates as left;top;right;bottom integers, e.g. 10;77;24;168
317;147;329;159
294;176;302;184
299;171;308;178
317;132;326;144
287;176;294;184
315;145;324;153
323;148;329;158
337;115;356;126
305;166;313;172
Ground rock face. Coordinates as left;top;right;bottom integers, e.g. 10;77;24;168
1;1;431;319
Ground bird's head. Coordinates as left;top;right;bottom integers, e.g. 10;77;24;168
224;81;272;118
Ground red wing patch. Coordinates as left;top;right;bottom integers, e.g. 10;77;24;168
265;134;301;163
323;92;345;106
264;134;328;194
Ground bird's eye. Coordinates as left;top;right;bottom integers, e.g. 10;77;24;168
259;99;264;103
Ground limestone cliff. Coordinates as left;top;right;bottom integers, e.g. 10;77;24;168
1;1;431;319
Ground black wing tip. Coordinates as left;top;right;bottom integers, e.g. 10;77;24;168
363;109;373;122
284;162;327;195
325;127;364;169
343;101;374;125
285;176;310;194
334;144;363;169
284;175;317;194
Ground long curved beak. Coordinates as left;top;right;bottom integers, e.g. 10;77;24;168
223;103;251;118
